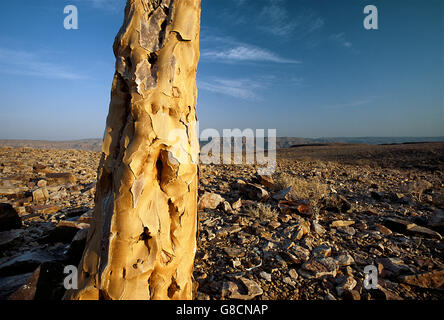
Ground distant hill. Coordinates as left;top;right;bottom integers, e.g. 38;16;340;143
0;139;102;151
0;136;443;151
309;136;444;145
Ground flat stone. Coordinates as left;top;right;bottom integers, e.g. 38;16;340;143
300;257;338;279
30;204;61;215
331;220;355;228
383;217;416;232
312;244;332;258
374;223;393;235
384;217;442;239
284;245;310;264
222;277;263;300
223;247;245;258
334;253;355;267
272;187;291;201
406;225;442;239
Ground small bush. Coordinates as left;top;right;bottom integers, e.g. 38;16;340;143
272;172;329;206
246;202;278;221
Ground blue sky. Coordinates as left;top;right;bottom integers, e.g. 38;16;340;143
0;0;442;140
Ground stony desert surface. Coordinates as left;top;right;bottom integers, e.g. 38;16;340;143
0;142;443;300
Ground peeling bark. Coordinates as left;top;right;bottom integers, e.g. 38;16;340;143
63;0;201;300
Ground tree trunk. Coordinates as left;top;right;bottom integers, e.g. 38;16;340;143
64;0;201;300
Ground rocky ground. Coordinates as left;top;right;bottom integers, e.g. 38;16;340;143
0;142;443;300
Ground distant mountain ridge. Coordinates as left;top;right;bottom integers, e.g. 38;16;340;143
0;137;443;152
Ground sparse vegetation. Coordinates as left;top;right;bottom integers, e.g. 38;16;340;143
272;172;329;205
246;202;278;220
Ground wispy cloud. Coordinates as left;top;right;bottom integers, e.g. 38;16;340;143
0;48;86;80
200;33;300;64
202;45;300;64
258;0;324;37
329;33;353;48
198;78;264;101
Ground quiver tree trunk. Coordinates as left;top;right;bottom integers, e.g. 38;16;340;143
64;0;201;300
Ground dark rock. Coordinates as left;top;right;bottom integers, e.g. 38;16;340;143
375;257;412;277
272;187;291;201
8;266;40;300
42;220;89;244
238;183;269;202
0;203;22;231
0;229;24;252
299;257;338;279
257;174;274;189
0;249;66;277
342;289;361;300
0;272;34;300
384;217;442;239
321;194;352;213
427;210;444;234
67;227;89;264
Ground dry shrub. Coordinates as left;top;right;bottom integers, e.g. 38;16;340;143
402;179;432;202
246;202;278;221
272;172;329;205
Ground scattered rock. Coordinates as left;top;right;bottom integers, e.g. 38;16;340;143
198;192;224;211
321;194;352;213
222;277;263;300
399;270;444;290
384;217;442;239
336;275;357;296
311;221;326;235
257;174;274;189
376;257;412;277
32;188;49;203
299;257;338;279
334;253;355;267
272;187;291;201
238;183;269;202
